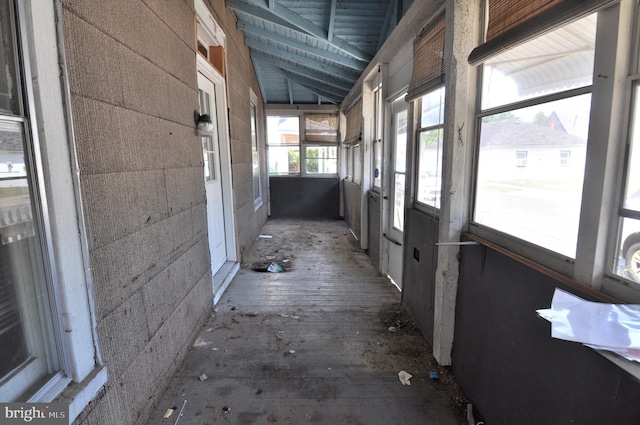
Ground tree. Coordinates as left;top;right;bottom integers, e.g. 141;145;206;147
483;111;515;123
288;149;300;173
306;148;318;173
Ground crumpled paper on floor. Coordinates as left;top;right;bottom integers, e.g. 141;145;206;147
398;370;413;385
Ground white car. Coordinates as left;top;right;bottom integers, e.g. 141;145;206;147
619;189;640;282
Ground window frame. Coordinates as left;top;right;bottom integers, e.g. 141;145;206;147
413;85;445;213
0;0;69;401
11;0;107;416
469;2;636;287
610;78;640;286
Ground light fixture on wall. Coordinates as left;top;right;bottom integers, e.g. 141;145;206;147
194;111;214;135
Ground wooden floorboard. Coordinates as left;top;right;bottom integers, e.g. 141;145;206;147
144;219;466;425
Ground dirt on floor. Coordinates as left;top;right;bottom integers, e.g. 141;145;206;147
376;303;470;418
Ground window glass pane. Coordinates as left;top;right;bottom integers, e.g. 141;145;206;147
474;93;591;258
267;116;300;175
268;146;299;175
0;120;59;400
616;84;640;282
251;103;260;201
353;145;361;183
393;173;405;231
373;140;382;188
305;113;338;143
617;217;640;283
482;13;596;110
417;128;443;208
420;86;445;128
306;146;337;174
394;109;407;172
0;1;21;116
202;135;215;181
267;116;299;145
198;89;210;116
373;88;383;188
374;88;383;141
623;85;640;212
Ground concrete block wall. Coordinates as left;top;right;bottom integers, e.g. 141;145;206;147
60;0;266;424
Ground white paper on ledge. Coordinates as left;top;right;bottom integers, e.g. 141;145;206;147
540;288;640;362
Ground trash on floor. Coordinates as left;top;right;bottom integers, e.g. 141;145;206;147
198;374;208;381
222;406;231;414
267;262;284;273
172;400;187;425
192;337;212;348
430;371;439;380
259;235;273;239
398;371;413;385
388;326;397;333
163;407;176;418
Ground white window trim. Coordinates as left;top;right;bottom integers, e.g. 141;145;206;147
23;0;107;419
195;0;226;48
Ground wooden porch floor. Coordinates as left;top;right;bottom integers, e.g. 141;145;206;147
144;219;466;425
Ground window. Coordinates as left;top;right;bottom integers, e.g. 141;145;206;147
0;0;65;401
267;116;300;175
344;101;362;183
416;86;445;209
304;113;338;174
515;150;528;168
392;104;408;231
353;144;361;184
474;13;595;259
267;113;338;176
195;4;226;77
373;85;383;189
346;146;353;179
615;83;640;283
198;88;217;182
408;14;446;210
306;145;338;174
250;90;261;207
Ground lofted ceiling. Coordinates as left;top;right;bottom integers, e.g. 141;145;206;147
226;0;413;105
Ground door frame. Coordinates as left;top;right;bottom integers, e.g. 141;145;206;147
197;55;237;266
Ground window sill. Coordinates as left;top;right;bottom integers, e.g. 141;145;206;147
595;350;640;383
55;366;108;423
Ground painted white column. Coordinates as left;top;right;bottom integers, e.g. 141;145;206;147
432;0;480;365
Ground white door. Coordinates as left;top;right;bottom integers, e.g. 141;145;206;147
387;98;408;287
198;72;227;276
